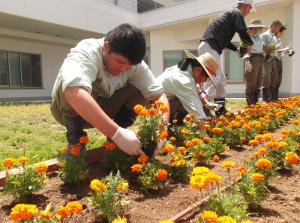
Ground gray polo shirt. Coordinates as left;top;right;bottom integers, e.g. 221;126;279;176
260;30;278;57
52;38;162;101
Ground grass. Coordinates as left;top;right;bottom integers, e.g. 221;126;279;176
0;99;246;170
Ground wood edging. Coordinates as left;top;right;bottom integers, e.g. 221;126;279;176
0;147;107;187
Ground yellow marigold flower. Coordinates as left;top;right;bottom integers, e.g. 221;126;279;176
18;156;29;165
39;210;52;219
34;162;48;173
180;128;189;135
212;127;224;134
102;141;117;151
133;104;144;115
191;138;203;146
156;169;168;181
159;221;174;223
252;173;265;183
277;141;288;150
2;157;16;168
248;139;259;147
192;166;210;176
90;179;107;192
139;108;149;116
230;120;241;128
204;123;212;130
131;164;143;173
256;158;272;169
206;172;223;184
263;133;274;141
65;201;82;214
163;144;174;153
79;136;89;144
56;206;69;220
70;144;81;156
138;154;149;164
10;204;38;221
285;152;299;165
221;161;236;169
176;159;186;166
237;166;248;175
216;215;237;223
241;220;253;223
60;146;68;154
184;113;196;122
213;155;220;162
113;216;128;223
177;146;186;155
225;112;232;117
190;174;209;190
117;182;129;191
200;210;218;223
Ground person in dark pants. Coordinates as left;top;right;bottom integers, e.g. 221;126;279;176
260;20;282;102
51;23;170;156
244;19;267;105
198;0;254;116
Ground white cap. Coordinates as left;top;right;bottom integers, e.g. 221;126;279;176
236;0;256;12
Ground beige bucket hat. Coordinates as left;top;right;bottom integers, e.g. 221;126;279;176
184;50;219;88
248;19;267;28
236;0;256;12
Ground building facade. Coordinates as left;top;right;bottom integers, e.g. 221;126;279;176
0;0;299;101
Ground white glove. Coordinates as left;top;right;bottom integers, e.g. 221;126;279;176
245;60;252;73
204;102;220;110
111;127;144;156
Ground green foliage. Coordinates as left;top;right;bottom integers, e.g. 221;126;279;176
106;148;136;172
89;172;128;222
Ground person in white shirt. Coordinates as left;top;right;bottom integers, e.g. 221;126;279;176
157;50;219;125
51;23;170;156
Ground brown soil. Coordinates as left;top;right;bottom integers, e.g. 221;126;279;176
1;139;300;223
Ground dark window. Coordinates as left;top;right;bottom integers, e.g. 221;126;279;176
0;50;42;88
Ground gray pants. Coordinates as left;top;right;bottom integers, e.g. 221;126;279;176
262;57;280;102
51;84;146;145
245;55;264;94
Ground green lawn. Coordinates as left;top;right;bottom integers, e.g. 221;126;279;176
0;99;246;170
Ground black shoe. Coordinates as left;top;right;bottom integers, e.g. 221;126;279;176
214;98;233;117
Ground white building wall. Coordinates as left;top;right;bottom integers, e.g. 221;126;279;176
0;32;75;101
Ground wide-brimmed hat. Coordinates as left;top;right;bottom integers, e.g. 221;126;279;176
248;19;267;28
236;0;256;12
184;50;219;88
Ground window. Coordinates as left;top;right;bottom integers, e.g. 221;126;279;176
224;43;244;82
0;50;42;88
163;49;198;71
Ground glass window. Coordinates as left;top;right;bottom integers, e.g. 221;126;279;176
224;43;244;81
0;49;42;88
163;49;198;71
0;50;9;86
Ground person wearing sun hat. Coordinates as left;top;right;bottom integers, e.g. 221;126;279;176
243;19;267;105
197;0;255;116
157;50;219;124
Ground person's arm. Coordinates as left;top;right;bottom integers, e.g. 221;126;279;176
150;92;170;124
237;29;253;47
226;42;238;52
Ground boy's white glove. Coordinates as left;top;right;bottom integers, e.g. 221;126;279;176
204;102;220;110
111;127;144;156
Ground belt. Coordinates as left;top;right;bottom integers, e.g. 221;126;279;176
250;53;264;57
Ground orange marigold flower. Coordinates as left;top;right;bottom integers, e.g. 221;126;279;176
180;128;189;135
160;104;169;113
158;129;168;139
90;179;107;192
212;155;220;162
206;172;222;184
102;141;117;151
191;138;203;146
133;104;144;115
34;162;48;173
163;144;174;153
257;147;268;156
185;140;194;148
2;157;16;168
240;137;246;143
18;156;29;165
139;108;149;116
204;123;212;130
237;166;248;175
10;204;38;222
70;144;81;156
212;127;224;134
148;107;158;116
66;201;82;214
195;150;203;157
256;158;272;169
221;161;236;169
252;173;265;183
178;146;186;155
169;136;176;142
156;169;168;181
254;135;264;142
117;182;129;191
200;210;218;223
131;164;143;173
138;154;149;164
248;139;259;146
56;206;69;220
39;210;52;219
285;152;299;165
79;136;89;144
60;146;68;154
203;136;212;142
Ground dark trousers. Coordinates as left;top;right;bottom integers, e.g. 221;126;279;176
51;84;146;145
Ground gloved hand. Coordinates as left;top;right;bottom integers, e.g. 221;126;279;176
237;46;249;58
111;127;144;156
204;102;221;110
245;60;252;73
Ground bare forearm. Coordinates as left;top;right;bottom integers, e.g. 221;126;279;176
150;93;170;124
64;87;118;138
